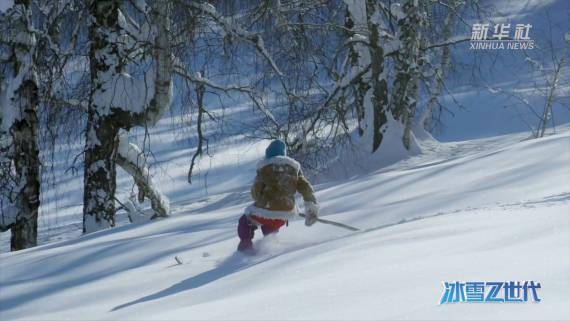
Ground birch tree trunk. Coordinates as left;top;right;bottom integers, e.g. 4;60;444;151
419;1;457;131
537;60;563;138
344;0;389;153
83;0;173;233
391;0;422;150
344;7;369;137
0;0;41;251
10;78;40;250
83;0;123;233
365;0;389;152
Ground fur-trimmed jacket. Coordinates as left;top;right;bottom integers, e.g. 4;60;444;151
245;156;317;220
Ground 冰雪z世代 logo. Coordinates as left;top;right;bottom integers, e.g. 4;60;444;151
439;281;541;304
470;23;534;50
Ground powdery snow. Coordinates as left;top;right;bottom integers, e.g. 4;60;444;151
0;126;568;321
93;68;156;115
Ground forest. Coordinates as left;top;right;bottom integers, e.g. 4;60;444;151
1;0;569;320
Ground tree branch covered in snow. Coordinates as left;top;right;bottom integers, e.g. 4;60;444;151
116;136;169;218
83;0;173;233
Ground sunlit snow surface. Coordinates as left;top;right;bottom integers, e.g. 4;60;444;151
1;0;569;319
1;125;568;320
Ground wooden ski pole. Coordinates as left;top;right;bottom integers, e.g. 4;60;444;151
298;213;360;231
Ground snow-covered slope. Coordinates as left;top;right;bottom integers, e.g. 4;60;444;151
1;126;568;320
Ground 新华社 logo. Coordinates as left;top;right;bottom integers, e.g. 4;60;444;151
470;23;534;50
439;281;541;304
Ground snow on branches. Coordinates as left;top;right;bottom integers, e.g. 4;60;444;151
83;0;172;233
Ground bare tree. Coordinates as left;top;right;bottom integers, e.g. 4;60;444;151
0;0;41;251
365;0;390;152
418;0;463;132
530;54;567;138
485;10;569;139
391;0;424;150
83;0;173;233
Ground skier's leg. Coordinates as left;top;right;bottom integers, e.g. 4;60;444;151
237;214;256;251
261;219;286;236
261;224;278;236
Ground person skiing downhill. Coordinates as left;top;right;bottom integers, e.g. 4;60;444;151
237;139;319;252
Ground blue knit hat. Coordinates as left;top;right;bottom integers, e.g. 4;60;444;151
265;139;286;159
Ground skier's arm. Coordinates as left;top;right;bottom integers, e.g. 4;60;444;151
297;171;317;204
297;170;319;226
251;173;265;201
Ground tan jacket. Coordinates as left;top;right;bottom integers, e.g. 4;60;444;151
246;156;317;220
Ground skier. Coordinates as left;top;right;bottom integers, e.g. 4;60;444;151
237;139;319;252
